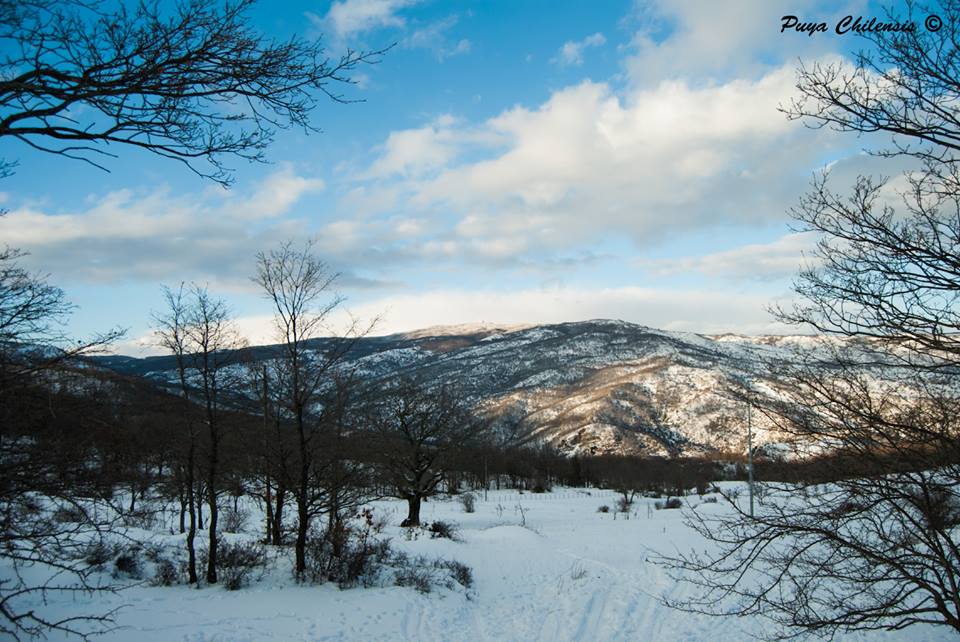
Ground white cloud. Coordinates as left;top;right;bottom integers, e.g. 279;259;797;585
404;16;472;60
319;0;417;39
116;313;286;357
362;116;461;178
232;164;324;219
2;166;324;247
646;233;820;281
324;1;888;302
622;0;855;86
355;61;839;263
351;73;371;89
554;32;606;66
309;286;795;337
445;39;472;58
0;168;337;289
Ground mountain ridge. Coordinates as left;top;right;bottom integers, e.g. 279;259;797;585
93;318;810;456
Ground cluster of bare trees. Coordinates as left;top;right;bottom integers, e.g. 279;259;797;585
0;0;388;636
146;242;502;584
154;284;243;584
0;0;586;635
0;238;497;637
593;456;714;505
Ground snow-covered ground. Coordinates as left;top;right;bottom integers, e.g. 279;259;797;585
23;487;954;641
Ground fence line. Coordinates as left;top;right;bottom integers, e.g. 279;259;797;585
469;489;617;503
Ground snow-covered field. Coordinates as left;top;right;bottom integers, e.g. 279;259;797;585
24;487;954;642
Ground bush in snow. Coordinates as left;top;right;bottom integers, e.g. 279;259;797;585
220;506;248;534
393;560;433;594
83;541;116;568
655;497;683;510
459;492;476;513
393;553;473;594
358;507;388;534
204;540;266;590
122;509;158;530
569;561;588;581
443;559;473;590
428;520;460;541
113;547;143;579
151;558;180;586
52;504;87;524
304;519;392;588
597;504;610;513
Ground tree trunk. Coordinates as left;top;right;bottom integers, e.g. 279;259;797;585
401;495;422;527
272;484;285;545
186;449;198;584
295;493;308;577
327;484;340;532
205;384;220;584
177;481;187;534
264;478;274;544
294;408;310;579
206;479;218;584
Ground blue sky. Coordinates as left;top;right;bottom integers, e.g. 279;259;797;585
0;0;922;354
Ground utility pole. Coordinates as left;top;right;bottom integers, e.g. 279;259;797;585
747;395;754;517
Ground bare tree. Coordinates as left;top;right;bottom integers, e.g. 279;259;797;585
154;283;242;584
0;247;69;346
154;285;200;583
253;240;370;578
0;248;123;639
184;287;242;584
0;0;386;185
366;379;487;527
662;2;960;637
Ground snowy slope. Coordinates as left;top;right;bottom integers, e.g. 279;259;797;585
95;320;835;457
25;488;953;642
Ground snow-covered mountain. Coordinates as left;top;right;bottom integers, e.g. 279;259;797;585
96;319;819;457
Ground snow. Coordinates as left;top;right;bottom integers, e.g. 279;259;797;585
392;323;535;341
17;487;952;642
